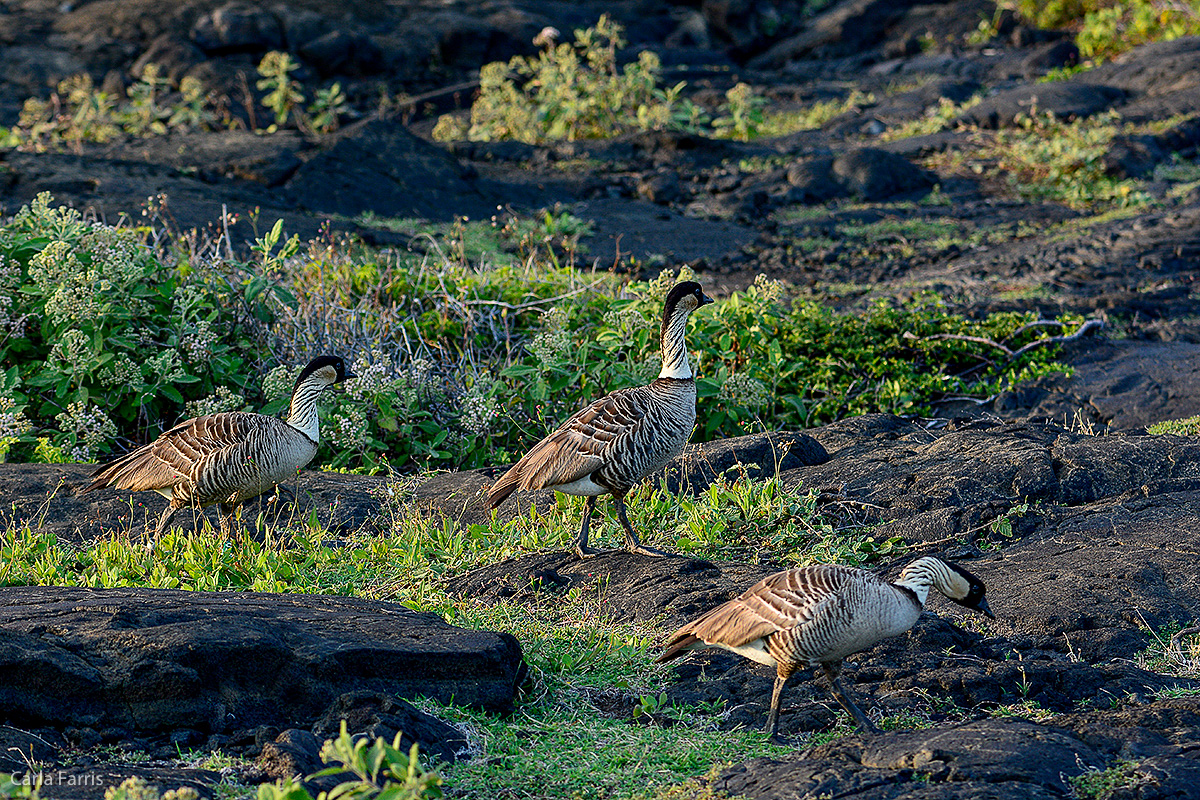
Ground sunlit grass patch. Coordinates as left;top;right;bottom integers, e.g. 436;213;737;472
423;689;787;800
1147;415;1200;436
1137;622;1200;680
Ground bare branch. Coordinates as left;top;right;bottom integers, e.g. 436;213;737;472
908;319;1104;363
1008;319;1104;359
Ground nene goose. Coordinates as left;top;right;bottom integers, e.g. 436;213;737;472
657;557;992;738
487;281;714;558
82;355;355;548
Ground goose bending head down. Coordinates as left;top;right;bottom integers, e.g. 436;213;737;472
82;355;355;549
486;281;714;559
657;556;992;739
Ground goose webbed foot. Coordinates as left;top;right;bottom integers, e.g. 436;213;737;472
624;541;674;558
575;543;604;559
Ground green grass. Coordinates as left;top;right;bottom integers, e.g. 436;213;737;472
1147;415;1200;436
2;468;1194;798
0;472;897;602
773;204;1042;264
1137;622;1200;679
0;471;879;799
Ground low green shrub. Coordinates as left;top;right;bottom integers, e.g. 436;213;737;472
4;51;347;150
1077;1;1200;58
8;66;220;152
441;15;704;144
1010;0;1200;59
1068;760;1144;799
985;110;1150;209
1147;415;1200;435
0;193;269;462
0;195;1080;473
258;722;442;800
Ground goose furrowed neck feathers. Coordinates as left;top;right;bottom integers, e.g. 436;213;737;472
487;281;713;558
657;557;992;739
82;354;355;549
286;357;346;443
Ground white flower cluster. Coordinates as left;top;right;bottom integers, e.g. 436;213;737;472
326;406;368;450
603;307;653;339
408;358;433;390
29;241;100;326
635;354;662;381
346;349;397;401
50;329;92;370
99;353;140;387
180;320;214;364
642;265;697;301
79;226;151;288
529;306;571;364
23;209;152;327
0;396;33;439
0;255;28;338
145;350;184;383
459;379;499;436
263;363;303;403
54;400;118;462
751;274;785;304
719;372;771;410
184;385;244;419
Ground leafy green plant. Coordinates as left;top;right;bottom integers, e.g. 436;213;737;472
712;83;766;141
118;63;171;137
8;67;225;151
1010;0;1200;59
258;722;442;800
103;777;199;800
308;83;348;134
0;193;267;461
1080;2;1200;58
984;110;1150;208
1147;414;1200;436
0;773;37;799
256;51;304;129
879;93;982;142
632;692;670;719
1137;621;1200;678
757;89;876;137
1069;760;1144;799
438;16;703;144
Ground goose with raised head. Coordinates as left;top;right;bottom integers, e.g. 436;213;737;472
657;556;992;738
82;355;355;548
486;281;714;559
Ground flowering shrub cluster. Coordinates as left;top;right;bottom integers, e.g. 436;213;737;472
0;193;259;462
0;195;1079;474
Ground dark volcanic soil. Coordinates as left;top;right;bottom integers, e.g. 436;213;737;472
3;0;1200;798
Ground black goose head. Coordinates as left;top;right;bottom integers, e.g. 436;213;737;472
661;281;714;338
295;355;356;391
945;561;993;618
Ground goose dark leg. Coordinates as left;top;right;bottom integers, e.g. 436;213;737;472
615;496;671;557
218;502;237;539
765;666;795;741
822;662;880;733
148;503;180;553
575;496;602;559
